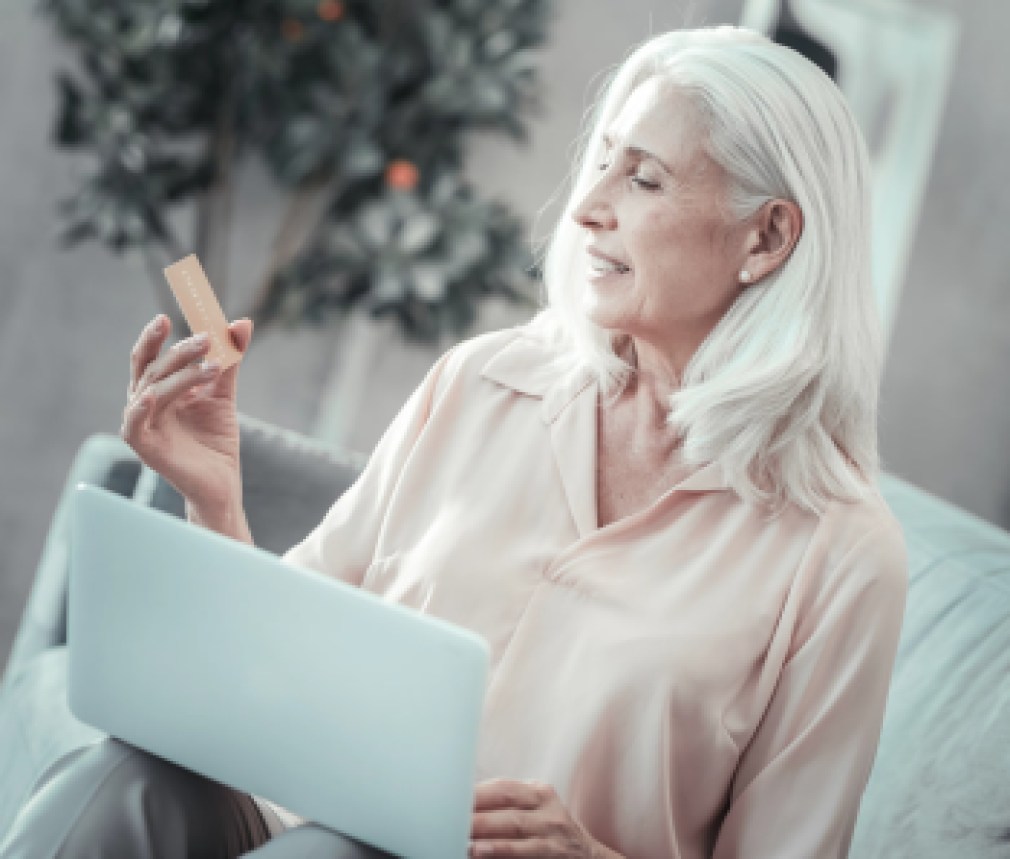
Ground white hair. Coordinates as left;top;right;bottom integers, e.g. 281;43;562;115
534;25;882;517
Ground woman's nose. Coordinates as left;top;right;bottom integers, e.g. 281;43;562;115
572;179;616;231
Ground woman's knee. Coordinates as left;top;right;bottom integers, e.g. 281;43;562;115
1;738;271;859
243;824;395;859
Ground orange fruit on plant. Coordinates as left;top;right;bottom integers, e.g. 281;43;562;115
282;18;304;42
318;0;344;22
385;159;420;191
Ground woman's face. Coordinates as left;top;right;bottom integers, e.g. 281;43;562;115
572;78;749;363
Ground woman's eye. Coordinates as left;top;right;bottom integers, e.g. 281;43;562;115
633;175;660;190
595;160;659;189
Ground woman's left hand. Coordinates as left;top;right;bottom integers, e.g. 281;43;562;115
469;779;617;858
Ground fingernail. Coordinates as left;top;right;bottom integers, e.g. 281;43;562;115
199;360;220;374
193;332;209;343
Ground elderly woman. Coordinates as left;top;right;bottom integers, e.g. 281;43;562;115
3;24;906;859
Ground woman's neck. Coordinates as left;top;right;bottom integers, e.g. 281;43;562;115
620;336;685;410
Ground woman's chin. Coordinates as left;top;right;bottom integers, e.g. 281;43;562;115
582;291;629;332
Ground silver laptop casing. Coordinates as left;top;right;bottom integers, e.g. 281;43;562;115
68;484;489;859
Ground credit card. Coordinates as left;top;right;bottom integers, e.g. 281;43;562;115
163;254;243;371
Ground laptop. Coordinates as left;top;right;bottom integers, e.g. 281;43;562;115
67;484;490;859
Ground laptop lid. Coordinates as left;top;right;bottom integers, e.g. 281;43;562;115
68;484;489;859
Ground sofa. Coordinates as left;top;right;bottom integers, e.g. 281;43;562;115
2;415;1009;856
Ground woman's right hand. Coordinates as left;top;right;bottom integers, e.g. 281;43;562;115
121;314;254;511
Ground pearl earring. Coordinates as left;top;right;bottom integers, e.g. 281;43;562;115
740;270;753;284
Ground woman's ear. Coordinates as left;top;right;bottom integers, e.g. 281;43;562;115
741;199;803;284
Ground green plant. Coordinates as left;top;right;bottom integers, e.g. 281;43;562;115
46;0;552;340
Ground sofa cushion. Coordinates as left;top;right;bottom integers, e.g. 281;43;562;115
149;415;365;555
0;648;103;836
850;475;1010;857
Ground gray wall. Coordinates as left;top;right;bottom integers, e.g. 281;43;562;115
875;0;1010;528
2;0;1008;665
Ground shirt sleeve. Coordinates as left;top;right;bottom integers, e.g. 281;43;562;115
711;524;909;859
280;346;454;586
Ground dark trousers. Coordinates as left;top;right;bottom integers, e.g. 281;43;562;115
0;738;391;858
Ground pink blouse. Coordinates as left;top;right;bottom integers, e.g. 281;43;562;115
277;325;908;858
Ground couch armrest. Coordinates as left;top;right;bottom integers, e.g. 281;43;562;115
2;435;141;688
4;417;365;690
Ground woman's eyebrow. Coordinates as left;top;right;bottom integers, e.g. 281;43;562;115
601;133;675;176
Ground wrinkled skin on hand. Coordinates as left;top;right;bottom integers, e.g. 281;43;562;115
470;779;615;859
120;314;253;510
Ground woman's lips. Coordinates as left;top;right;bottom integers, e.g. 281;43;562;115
586;248;631;276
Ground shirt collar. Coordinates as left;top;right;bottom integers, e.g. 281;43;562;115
479;332;731;494
478;333;594;423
